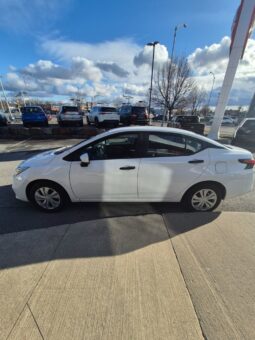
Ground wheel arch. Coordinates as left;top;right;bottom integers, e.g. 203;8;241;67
181;180;226;202
26;179;71;202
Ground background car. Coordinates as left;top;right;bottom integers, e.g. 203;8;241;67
57;105;83;127
168;115;205;135
87;106;119;127
118;105;149;125
232;118;255;150
12;127;254;213
0;111;8;126
209;116;235;126
21;106;48;127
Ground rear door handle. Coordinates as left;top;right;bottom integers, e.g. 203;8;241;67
119;166;136;170
188;160;204;164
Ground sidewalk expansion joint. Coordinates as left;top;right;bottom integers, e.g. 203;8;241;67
162;213;207;340
27;303;45;340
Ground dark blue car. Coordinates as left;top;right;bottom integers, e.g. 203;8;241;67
21;106;48;127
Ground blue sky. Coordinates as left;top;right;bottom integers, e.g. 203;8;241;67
0;0;254;105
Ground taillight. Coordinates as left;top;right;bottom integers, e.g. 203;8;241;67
239;159;255;169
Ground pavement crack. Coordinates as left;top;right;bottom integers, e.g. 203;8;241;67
26;303;45;340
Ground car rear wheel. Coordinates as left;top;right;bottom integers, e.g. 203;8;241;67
182;183;222;212
28;181;69;212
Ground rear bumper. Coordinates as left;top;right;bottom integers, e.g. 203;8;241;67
224;171;254;199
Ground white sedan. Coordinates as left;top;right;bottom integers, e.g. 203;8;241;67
12;126;254;212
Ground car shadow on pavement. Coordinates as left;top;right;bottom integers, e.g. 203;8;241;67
0;206;221;270
0;184;184;234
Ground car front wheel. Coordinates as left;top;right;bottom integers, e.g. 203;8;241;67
182;183;222;212
28;181;69;212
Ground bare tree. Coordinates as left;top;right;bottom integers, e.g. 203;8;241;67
187;86;206;115
152;56;196;119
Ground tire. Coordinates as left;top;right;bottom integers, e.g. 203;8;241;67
28;181;69;212
87;117;91;125
182;183;223;212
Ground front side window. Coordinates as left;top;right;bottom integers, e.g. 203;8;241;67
65;133;140;161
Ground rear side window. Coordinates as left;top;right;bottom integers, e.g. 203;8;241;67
146;133;186;157
145;133;206;157
185;137;204;154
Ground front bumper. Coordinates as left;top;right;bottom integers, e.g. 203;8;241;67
12;175;29;202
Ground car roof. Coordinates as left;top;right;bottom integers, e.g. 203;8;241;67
98;126;225;147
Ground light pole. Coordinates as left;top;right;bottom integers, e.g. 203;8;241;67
0;76;11;116
207;71;215;110
162;23;187;126
147;41;159;124
123;94;133;104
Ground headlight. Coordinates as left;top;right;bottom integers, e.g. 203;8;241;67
15;166;30;176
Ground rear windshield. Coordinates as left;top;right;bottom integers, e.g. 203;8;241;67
62;106;79;113
21;107;44;114
242;120;255;130
131;107;146;114
100;107;117;112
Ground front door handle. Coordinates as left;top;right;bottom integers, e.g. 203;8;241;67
119;166;136;170
188;160;204;164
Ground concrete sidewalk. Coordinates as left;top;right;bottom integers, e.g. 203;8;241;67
1;212;255;339
0;214;203;340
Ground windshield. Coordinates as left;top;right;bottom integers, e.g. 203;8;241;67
242;120;255;130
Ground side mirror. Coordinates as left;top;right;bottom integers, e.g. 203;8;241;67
80;153;90;167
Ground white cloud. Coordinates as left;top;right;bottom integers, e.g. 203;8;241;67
188;36;230;76
5;35;255;106
41;38;140;71
188;36;255;105
134;44;169;67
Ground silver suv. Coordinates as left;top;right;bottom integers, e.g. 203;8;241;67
57;105;83;127
87;106;119;127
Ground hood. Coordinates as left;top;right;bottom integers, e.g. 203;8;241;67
20;149;59;167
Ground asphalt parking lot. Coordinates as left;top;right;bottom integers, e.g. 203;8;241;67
0;137;254;235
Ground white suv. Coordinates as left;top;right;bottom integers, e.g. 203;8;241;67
87;106;119;127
